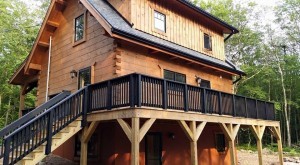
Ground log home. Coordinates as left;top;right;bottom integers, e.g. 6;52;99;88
2;0;282;165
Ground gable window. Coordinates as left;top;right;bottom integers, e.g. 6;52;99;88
215;133;226;152
154;10;166;32
74;13;86;44
164;70;186;83
204;33;212;50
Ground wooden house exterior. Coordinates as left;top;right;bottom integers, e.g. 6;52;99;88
1;0;283;165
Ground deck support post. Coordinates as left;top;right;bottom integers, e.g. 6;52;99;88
80;121;100;165
269;126;283;165
178;120;207;165
117;118;156;165
249;125;265;165
219;123;240;165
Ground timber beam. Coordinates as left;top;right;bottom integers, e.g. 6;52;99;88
37;41;50;48
47;20;60;28
269;126;284;165
117;118;156;165
87;108;280;127
178;121;206;165
249;125;266;165
219;123;240;165
80;121;100;165
28;63;42;71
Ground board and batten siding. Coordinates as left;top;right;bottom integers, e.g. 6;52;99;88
36;0;117;105
107;0;226;61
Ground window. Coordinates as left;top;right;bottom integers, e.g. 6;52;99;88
164;70;186;83
78;67;91;89
204;33;212;50
74;14;85;43
215;133;226;152
154;11;166;32
74;132;98;158
200;79;211;89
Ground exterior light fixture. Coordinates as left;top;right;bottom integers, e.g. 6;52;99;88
195;76;202;85
70;70;77;79
168;133;175;140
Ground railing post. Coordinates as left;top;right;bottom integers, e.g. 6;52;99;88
46;110;54;155
107;81;112;110
129;74;135;108
3;137;11;165
202;88;207;113
162;80;167;109
232;95;236;117
137;74;142;107
264;101;268;120
82;86;89;127
255;100;258;119
184;84;188;112
244;97;248;118
218;92;222;115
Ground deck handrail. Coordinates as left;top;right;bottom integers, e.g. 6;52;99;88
0;91;70;159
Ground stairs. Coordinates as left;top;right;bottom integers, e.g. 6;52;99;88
0;87;87;165
16;119;82;165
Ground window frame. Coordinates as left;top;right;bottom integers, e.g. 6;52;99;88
154;10;166;33
78;66;91;89
73;11;87;46
204;33;212;51
164;69;186;83
200;79;211;89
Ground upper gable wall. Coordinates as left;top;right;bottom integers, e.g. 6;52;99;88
107;0;226;61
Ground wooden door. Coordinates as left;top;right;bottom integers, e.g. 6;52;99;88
145;133;162;165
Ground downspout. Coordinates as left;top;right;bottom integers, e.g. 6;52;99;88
45;36;52;102
224;30;235;42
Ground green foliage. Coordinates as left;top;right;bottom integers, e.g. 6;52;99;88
0;0;48;127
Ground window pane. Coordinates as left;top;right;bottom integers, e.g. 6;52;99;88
200;80;211;89
204;34;212;50
75;14;84;42
78;67;91;89
154;11;166;32
164;70;174;81
175;74;186;83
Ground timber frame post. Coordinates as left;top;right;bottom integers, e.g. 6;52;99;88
80;121;100;165
219;123;240;165
117;118;156;165
178;120;207;165
249;125;266;165
269;126;284;165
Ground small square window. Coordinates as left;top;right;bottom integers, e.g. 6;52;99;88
154;11;166;32
204;33;212;50
200;79;211;89
75;14;85;42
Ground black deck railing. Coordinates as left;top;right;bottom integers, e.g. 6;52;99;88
1;73;275;165
88;73;276;120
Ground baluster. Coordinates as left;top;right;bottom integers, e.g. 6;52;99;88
162;80;167;109
184;84;188;111
255;100;258;119
245;97;248;118
107;81;112;110
218;92;222;115
202;88;207;113
137;74;142;107
129;74;135;108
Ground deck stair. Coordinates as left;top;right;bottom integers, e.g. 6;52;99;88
0;87;88;165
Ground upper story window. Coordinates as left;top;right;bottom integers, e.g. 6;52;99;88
204;33;212;50
154;10;166;32
74;12;87;45
164;70;186;83
200;79;211;89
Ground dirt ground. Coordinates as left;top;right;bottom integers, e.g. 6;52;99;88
238;149;300;165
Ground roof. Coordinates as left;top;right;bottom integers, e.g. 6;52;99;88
86;0;245;75
177;0;239;34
